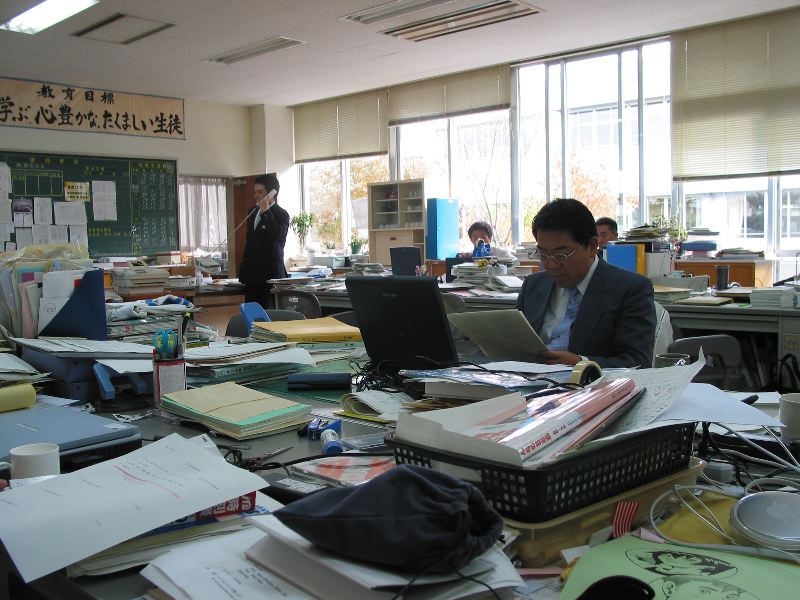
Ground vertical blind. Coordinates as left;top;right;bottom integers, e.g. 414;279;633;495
671;7;800;180
292;64;511;162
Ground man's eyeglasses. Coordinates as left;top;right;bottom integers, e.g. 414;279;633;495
532;247;578;264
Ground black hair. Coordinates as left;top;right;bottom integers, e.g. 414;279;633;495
467;221;493;241
532;198;597;247
596;216;618;234
255;173;280;196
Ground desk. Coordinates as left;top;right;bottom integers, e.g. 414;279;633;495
675;259;774;287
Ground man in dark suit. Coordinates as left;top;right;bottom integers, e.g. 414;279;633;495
516;199;655;368
239;173;290;308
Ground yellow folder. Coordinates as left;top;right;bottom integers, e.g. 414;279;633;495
253;316;362;342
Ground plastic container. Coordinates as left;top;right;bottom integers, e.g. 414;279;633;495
506;457;705;567
385;423;695;522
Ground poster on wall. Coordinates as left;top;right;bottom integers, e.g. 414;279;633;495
0;77;185;139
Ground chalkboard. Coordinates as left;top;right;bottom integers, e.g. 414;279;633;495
0;151;178;257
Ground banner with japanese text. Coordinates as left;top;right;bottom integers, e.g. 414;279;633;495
0;77;185;139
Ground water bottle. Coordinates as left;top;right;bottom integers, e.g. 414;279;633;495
473;240;487;258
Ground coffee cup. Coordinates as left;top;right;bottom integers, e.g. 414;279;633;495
654;352;690;368
779;393;800;439
0;443;60;479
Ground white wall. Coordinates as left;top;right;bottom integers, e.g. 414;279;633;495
0;99;252;177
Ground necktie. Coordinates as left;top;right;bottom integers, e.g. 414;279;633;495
547;287;581;352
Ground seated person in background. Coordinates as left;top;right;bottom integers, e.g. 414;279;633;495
460;221;514;259
595;216;619;248
516;199;655;368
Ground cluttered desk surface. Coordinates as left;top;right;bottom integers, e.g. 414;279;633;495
3;258;800;598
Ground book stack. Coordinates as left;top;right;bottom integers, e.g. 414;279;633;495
716;247;765;260
251;317;362;343
749;286;797;309
160;382;312;440
652;285;692;303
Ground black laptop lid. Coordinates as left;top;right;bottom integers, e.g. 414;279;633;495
389;246;422;276
345;275;457;370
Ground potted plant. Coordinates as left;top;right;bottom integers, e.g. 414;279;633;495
350;230;368;255
290;212;316;252
322;240;336;254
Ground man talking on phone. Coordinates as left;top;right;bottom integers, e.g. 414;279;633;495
238;173;290;308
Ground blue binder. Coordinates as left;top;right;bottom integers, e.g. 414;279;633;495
39;268;108;340
605;245;638;274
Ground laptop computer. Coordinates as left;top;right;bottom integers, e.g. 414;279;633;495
0;404;141;464
345;275;457;370
389;246;422;276
447;310;548;362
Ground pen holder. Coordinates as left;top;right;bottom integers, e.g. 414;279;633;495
152;357;187;412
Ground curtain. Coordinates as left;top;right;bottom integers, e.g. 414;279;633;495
178;176;227;255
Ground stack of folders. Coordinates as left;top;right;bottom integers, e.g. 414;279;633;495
251;317;362;343
652;285;692;303
160;382;311;440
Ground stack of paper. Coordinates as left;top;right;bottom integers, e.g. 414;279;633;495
251;317;362;343
652;285;692;303
450;262;490;287
338;389;416;423
160;382;312;440
749;286;797;309
485;274;524;292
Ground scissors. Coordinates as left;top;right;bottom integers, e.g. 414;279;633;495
153;329;177;359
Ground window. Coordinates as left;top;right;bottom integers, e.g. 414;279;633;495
348;155;390;244
399;118;449;198
177;176;227;256
302;161;342;251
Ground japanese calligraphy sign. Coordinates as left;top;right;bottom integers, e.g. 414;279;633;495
0;77;185;139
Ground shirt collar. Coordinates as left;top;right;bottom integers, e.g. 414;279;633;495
575;255;599;296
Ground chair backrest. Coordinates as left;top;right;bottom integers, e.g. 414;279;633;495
652;301;674;367
225;313;249;337
265;309;306;321
668;334;743;389
240;302;271;333
274;290;322;319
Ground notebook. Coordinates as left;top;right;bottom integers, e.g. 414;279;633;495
0;403;141;463
448;310;548;362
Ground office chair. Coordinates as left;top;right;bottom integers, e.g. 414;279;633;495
274;290;322;319
266;309;305;321
652;302;674;367
225;314;249;337
330;310;359;327
240;302;271;334
668;334;745;390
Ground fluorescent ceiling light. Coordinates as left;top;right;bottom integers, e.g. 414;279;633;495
206;37;305;65
74;13;173;44
342;0;457;25
383;0;540;42
0;0;98;34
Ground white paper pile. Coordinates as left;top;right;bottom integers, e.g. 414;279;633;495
749;286;797;309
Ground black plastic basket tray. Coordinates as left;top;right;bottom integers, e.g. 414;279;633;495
385;423;694;522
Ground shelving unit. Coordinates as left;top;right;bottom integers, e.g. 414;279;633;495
368;179;426;267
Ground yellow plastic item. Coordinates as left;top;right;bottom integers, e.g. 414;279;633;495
0;383;37;413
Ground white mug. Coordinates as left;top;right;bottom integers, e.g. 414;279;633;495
779;393;800;440
0;443;60;479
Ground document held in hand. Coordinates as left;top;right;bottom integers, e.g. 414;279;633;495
395;378;636;466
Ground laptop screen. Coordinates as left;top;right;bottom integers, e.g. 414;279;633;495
345;275;457;370
389;246;422;276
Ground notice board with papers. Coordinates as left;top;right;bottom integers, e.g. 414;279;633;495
0;150;178;257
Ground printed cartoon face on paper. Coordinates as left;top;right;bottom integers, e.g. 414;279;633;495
626;550;737;577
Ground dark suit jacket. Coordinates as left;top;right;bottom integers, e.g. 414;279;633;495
238;203;290;285
515;258;656;368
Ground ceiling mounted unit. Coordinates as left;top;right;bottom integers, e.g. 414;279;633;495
206;37;305;65
382;0;541;42
73;13;173;44
341;0;457;25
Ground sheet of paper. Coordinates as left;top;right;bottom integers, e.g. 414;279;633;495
14;227;32;249
96;358;154;373
54;200;88;225
33;197;52;225
0;226;8;242
0;433;266;583
22;213;32;227
0;199;11;224
560;535;800;600
31;224;50;245
657;383;781;427
13;213;24;227
0;162;10;201
141;528;315;600
69;224;88;246
601;351;705;433
49;224;68;244
5;241;15;252
91;180;117;221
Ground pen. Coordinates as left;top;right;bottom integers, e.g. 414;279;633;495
263;445;292;460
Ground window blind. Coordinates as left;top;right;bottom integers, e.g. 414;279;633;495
671;8;800;180
387;65;510;125
293;89;388;163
